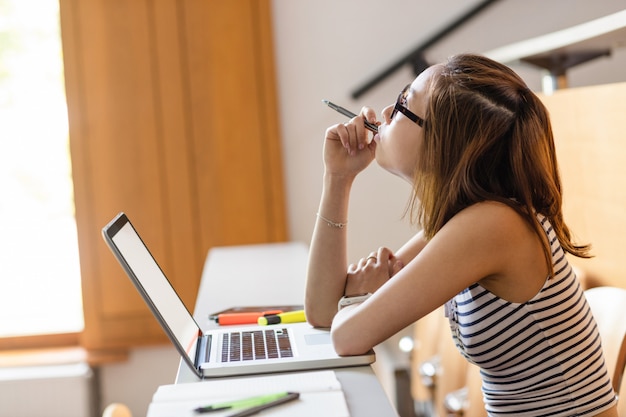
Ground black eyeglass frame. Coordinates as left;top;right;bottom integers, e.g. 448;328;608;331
390;84;425;128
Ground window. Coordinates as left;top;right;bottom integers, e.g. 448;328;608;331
0;0;83;338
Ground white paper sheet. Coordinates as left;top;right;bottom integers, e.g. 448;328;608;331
147;370;350;417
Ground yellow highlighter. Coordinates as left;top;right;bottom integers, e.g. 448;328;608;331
258;310;306;325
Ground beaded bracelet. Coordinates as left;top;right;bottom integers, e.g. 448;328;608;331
316;212;347;229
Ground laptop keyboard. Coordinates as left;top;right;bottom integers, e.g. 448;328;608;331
221;328;293;362
222;328;293;362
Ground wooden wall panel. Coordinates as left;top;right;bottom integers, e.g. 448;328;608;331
181;1;286;251
540;82;626;289
60;0;287;354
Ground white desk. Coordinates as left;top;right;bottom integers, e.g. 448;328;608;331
175;242;399;417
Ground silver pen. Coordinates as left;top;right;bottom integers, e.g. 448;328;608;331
322;99;378;133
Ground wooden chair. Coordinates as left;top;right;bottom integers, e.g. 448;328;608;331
617;374;626;416
584;286;626;414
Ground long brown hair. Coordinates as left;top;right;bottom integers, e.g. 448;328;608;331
410;54;590;268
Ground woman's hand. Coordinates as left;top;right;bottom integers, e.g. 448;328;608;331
323;107;379;178
305;106;380;328
344;247;404;296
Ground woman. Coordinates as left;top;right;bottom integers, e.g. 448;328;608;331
305;54;618;416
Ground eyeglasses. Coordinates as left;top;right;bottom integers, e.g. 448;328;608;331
390;84;425;128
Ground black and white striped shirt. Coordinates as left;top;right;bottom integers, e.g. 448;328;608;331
446;215;617;416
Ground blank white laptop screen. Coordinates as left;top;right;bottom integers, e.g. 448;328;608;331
108;218;201;364
103;212;375;379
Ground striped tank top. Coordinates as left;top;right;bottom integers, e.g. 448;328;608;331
445;215;617;416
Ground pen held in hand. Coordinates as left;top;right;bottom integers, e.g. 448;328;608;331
322;99;378;133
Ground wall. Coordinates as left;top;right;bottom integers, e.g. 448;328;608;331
542;81;626;288
95;1;626;416
271;0;626;263
99;345;180;415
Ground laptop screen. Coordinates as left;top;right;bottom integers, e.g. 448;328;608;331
103;213;200;367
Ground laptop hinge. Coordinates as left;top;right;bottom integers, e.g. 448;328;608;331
195;334;212;371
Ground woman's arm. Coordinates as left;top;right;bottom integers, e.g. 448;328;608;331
306;193;430;327
330;202;543;356
305;110;378;327
305;173;354;327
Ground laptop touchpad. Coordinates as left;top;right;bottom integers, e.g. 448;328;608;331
304;333;331;345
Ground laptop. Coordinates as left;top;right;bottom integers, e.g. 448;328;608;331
102;212;375;378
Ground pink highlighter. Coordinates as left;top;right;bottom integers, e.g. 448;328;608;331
215;310;283;325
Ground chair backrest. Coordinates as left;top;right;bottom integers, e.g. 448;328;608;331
617;372;626;417
584;286;626;396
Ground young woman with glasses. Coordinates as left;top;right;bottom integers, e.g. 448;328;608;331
305;54;618;417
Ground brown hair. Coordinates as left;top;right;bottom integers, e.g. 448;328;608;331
410;54;590;266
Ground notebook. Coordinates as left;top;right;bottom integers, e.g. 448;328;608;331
147;370;350;417
101;212;375;378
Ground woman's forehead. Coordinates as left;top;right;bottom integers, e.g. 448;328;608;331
407;65;441;107
410;64;442;90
